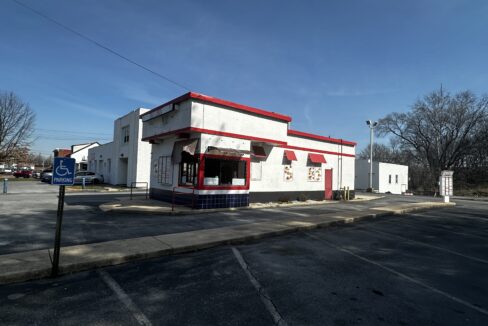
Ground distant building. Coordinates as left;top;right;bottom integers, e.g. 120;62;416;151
69;142;99;171
355;159;408;194
88;108;151;186
53;148;72;158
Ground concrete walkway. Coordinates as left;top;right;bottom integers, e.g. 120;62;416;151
0;201;454;285
99;194;382;214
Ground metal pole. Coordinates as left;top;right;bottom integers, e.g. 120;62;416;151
369;126;373;190
3;178;7;194
51;185;65;277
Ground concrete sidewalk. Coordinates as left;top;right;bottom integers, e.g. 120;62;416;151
98;194;381;214
0;201;454;285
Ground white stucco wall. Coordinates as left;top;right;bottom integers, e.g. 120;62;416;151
71;142;99;170
355;159;408;194
88;108;150;187
191;102;288;142
142;100;192;140
378;162;409;194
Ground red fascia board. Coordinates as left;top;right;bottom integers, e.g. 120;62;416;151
190;93;292;122
284;150;297;161
288;129;357;146
308;153;327;164
140;92;292;123
140;92;192;118
283;145;355;158
190;127;288;146
142;126;287;147
142;127;192;142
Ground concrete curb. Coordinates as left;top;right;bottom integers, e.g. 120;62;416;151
0;201;454;285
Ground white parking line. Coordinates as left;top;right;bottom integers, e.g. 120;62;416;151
358;225;488;264
231;247;288;326
305;232;488;317
98;270;153;326
375;217;488;240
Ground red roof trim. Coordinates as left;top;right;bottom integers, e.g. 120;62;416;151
288;129;356;146
142;127;288;146
142;127;355;157
190;93;292;122
140;92;292;123
308;153;327;164
284;150;297;161
283;145;355;158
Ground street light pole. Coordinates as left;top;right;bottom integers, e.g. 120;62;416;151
366;120;378;191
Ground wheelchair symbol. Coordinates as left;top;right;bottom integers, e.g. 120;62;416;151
55;160;72;177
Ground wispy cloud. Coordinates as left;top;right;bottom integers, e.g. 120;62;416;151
49;97;118;120
323;88;397;97
117;83;164;107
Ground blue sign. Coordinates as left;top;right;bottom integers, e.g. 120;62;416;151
52;158;76;185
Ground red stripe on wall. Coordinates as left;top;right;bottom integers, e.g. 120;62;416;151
140;92;292;123
288;129;357;146
282;145;356;158
142;127;355;157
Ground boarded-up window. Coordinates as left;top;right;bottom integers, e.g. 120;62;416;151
158;156;172;185
251;160;262;181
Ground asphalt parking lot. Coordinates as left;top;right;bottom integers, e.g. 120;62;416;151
1;201;487;325
1;182;432;255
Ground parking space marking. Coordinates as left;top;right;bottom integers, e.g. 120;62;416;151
231;247;288;326
98;270;152;326
356;225;488;264
305;232;488;317
374;217;488;240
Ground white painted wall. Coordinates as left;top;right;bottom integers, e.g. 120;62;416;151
378;162;409;194
191;102;288;142
88;108;150;187
142;101;192;140
71;142;99;170
355;159;408;194
144;97;356;200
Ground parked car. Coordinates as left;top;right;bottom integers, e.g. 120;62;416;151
74;171;104;184
41;169;53;182
32;171;41;178
13;170;32;178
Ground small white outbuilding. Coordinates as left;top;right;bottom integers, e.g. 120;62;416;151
355;159;408;194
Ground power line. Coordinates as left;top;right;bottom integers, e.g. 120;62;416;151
35;128;112;136
11;0;191;91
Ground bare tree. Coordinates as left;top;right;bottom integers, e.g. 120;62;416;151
0;91;36;161
376;88;488;189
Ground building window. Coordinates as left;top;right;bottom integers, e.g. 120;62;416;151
251;159;262;181
389;174;392;184
179;152;198;186
395;175;398;184
122;126;130;143
158;156;172;185
204;158;246;186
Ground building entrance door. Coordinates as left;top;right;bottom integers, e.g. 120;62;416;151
324;169;333;200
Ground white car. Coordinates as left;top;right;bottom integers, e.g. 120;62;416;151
74;171;104;184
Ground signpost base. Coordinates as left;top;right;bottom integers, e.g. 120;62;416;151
51;185;66;277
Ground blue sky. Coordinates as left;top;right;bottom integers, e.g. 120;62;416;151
1;0;487;156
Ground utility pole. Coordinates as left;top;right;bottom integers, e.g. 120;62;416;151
366;120;378;191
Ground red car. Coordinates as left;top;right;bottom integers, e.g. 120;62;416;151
13;170;33;178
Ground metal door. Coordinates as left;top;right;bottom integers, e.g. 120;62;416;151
324;169;333;200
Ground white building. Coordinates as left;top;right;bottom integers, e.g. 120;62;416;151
355;159;408;194
88;108;151;187
70;142;99;171
141;92;357;209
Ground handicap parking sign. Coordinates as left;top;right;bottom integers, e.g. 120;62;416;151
52;157;76;185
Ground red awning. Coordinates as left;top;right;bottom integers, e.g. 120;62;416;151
308;153;326;164
284;150;297;161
